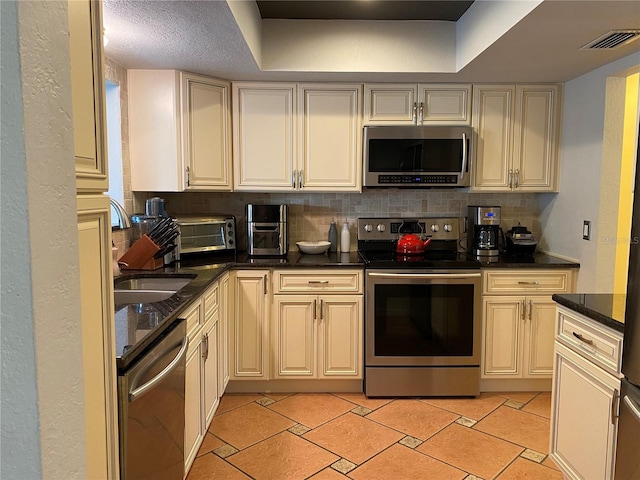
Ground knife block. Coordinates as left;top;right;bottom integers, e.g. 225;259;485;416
118;235;163;270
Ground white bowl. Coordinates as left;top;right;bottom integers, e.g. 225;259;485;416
296;241;331;255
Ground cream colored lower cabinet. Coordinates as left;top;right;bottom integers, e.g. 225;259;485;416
271;269;363;380
229;270;270;380
550;306;623;480
184;278;225;475
77;194;118;479
482;295;557;378
481;269;575;383
217;272;230;393
272;295;363;379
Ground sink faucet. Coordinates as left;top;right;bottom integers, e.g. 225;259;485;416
110;198;132;229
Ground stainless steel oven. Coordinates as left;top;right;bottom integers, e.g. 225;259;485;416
358;217;482;397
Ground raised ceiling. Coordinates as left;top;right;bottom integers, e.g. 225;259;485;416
255;1;474;21
102;0;640;83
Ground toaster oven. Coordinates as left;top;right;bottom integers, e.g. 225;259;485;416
175;215;236;257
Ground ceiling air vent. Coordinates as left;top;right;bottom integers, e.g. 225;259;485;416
581;30;640;50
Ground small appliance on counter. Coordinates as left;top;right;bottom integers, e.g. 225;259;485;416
505;224;537;256
174;215;236;259
246;204;288;256
126;196;179;267
467;206;502;258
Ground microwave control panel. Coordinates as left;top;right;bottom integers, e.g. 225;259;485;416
378;174;459;184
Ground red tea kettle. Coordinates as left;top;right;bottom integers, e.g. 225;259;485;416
396;233;432;255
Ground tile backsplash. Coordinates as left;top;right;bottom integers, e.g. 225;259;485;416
150;190;541;252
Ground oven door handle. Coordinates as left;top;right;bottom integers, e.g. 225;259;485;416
368;272;481;279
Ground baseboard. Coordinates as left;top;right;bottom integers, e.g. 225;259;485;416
226;379;364;394
480;378;552;392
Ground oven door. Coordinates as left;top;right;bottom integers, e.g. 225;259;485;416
365;269;481;367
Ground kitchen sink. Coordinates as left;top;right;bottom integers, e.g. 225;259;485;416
115;277;194;291
114;275;196;305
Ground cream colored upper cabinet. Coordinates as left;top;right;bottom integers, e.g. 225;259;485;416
69;0;108;192
472;84;561;192
232;82;362;192
364;83;471;125
232;83;296;191
298;84;362;191
128;70;232;192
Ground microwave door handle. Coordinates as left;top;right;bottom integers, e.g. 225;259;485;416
459;132;468;181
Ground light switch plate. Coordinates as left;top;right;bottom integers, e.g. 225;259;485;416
583;220;591;240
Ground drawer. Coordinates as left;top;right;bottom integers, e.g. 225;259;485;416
556;307;623;377
184;299;203;343
203;281;219;321
273;269;363;294
483;270;573;295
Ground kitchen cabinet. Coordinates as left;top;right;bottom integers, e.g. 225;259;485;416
481;270;575;382
217;272;230;394
271;270;363;380
550;306;623;480
128;70;232;192
232;82;362;192
69;0;108;192
472;84;561;192
364;83;471;125
184;278;226;473
229;270;270;380
77;194;118;479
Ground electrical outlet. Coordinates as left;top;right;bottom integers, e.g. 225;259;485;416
583;221;591;240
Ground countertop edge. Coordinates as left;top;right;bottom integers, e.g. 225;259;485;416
552;294;625;333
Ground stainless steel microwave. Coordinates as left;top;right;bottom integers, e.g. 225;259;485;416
363;125;473;188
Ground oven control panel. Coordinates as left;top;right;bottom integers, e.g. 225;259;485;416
357;217;461;241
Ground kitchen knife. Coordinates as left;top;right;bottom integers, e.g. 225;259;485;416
147;217;171;239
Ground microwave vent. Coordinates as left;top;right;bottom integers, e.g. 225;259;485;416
580;30;640;50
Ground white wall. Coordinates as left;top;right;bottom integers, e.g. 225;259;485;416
539;52;640;292
1;1;86;478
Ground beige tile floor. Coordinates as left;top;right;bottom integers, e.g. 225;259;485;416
188;391;562;480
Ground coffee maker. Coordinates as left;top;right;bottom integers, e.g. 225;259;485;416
467;206;501;257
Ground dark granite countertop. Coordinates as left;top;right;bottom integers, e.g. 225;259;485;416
478;253;580;269
552;293;626;333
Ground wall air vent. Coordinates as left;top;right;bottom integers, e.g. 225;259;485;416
580;30;640;50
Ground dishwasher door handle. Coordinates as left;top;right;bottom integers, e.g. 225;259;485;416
129;336;189;402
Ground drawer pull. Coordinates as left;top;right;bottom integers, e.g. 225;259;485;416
518;281;540;285
308;280;329;285
572;331;594;345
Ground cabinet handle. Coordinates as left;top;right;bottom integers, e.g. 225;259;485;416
412;102;417;123
308;280;329;285
528;299;533;320
517;281;540;285
263;275;268;295
572;331;594;345
514;169;520;188
299;170;303;189
202;333;209;360
313;299;318;320
292;170;297;189
612;389;619;425
508;169;513;189
521;300;526;320
320;299;324;320
186;166;191;187
419;102;424;124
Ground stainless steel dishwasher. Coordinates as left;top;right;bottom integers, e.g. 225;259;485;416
118;318;188;480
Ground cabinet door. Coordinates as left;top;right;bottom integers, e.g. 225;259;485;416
218;272;230;394
272;295;316;378
184;340;203;473
524;296;556;377
203;320;219;427
69;0;107;192
482;296;523;378
230;271;269;379
181;73;232;191
512;85;560;192
77;195;118;479
551;342;619;480
298;84;362;191
418;84;471;125
319;296;363;378
472;85;515;191
363;83;417;124
232;83;296;191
